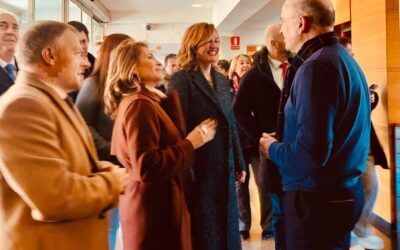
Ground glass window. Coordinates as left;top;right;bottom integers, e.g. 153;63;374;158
81;11;92;51
35;0;62;21
0;0;29;32
82;11;92;37
92;21;103;43
68;1;81;22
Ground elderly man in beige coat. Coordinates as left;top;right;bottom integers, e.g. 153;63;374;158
0;21;127;250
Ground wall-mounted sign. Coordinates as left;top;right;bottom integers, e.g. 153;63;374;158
231;36;240;50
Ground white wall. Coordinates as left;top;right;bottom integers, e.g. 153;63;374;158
104;0;282;63
105;5;271;63
106;22;191;63
219;31;265;60
106;23;266;63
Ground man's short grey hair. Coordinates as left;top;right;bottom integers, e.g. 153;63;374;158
16;21;76;66
297;0;335;27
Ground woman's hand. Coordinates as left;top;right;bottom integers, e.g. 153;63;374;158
236;171;246;183
186;118;217;149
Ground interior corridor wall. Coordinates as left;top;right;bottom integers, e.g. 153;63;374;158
352;0;396;224
105;22;266;64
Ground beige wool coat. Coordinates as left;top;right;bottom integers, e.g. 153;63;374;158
0;71;121;250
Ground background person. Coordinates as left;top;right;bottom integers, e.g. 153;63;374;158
228;54;251;95
104;40;217;250
338;37;388;250
233;24;289;246
168;22;246;250
159;53;179;92
76;33;132;163
216;59;230;80
0;11;19;95
76;33;133;250
68;21;96;102
164;53;179;78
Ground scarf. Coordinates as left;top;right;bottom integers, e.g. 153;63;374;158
276;31;338;141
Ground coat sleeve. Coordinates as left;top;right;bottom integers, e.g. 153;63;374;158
124;99;195;183
76;79;111;160
269;62;339;173
233;72;261;143
0;97;121;222
231;119;247;172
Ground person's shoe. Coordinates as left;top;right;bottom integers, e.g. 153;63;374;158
349;245;365;250
350;232;365;250
240;230;250;240
351;231;361;246
358;235;384;249
261;230;273;240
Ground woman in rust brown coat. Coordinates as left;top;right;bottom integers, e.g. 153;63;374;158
104;40;217;250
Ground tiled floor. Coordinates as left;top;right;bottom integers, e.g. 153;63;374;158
241;168;275;250
241;168;392;250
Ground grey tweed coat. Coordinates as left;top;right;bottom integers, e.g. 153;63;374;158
168;68;246;250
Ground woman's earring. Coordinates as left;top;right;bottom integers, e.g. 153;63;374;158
132;73;141;83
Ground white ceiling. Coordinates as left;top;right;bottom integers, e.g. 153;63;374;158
96;0;283;33
236;0;284;32
99;0;217;12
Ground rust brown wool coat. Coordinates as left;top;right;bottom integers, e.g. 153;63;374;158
111;88;195;250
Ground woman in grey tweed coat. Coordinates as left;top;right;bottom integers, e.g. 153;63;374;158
168;22;246;250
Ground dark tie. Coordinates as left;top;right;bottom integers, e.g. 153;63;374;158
4;64;16;81
280;63;288;79
64;96;85;123
64;96;75;109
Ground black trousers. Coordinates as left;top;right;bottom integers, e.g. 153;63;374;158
284;180;364;250
236;150;272;231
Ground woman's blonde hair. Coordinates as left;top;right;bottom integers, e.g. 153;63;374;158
228;54;252;79
177;22;217;71
104;41;148;118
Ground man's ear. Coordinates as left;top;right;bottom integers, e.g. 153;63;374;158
270;40;276;48
298;16;311;33
41;46;56;66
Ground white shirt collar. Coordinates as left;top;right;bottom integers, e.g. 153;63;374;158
268;56;282;70
0;58;16;69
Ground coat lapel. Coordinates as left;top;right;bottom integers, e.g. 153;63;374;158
136;89;184;138
0;67;14;94
212;71;235;123
190;70;230;122
17;72;99;171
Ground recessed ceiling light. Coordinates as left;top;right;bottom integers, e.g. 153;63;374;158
191;4;202;7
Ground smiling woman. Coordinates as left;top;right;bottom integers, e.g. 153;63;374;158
168;22;246;250
104;40;216;250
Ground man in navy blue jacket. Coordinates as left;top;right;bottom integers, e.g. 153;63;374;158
259;0;371;249
0;11;18;95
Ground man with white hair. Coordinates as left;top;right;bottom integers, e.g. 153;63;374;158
0;11;18;95
260;0;370;249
